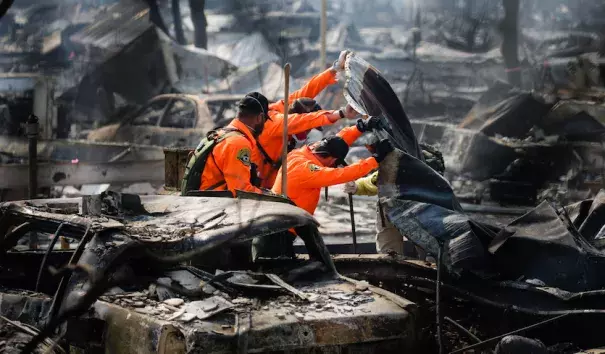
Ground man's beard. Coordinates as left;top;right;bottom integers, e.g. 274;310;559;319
253;122;265;137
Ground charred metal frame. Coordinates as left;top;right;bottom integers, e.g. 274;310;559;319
0;194;418;353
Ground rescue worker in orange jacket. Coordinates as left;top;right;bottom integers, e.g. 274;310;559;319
199;92;269;196
252;51;352;188
272;114;393;216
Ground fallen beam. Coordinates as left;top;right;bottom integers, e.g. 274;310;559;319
0;160;165;189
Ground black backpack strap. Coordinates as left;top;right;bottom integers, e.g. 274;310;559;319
254;136;282;169
206;179;227;191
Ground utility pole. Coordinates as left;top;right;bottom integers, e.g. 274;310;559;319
189;0;207;49
27;114;39;199
501;0;521;86
172;0;186;45
320;0;327;69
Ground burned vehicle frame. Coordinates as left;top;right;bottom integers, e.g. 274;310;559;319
87;94;242;148
0;192;416;353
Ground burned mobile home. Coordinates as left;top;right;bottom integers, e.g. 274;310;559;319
0;192;415;353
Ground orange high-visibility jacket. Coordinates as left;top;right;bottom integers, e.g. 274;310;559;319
199;119;262;196
272;126;379;215
253;68;338;188
268;68;337;113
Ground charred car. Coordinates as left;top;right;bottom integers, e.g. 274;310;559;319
87;94;241;148
0;192;416;353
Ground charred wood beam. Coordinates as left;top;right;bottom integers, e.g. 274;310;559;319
0;160;164;189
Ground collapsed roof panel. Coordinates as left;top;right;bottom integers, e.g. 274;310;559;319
70;0;152;59
211;62;299;101
213;32;280;69
458;81;554;138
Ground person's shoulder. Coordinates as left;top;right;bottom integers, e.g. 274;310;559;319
225;133;252;147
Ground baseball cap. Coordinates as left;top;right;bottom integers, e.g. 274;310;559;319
289;97;322;114
238;92;269;117
313;136;349;166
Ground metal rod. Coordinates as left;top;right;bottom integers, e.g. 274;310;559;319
436;244;444;354
281;63;291;197
348;193;357;253
444;316;481;343
35;223;64;292
449;314;569;354
27;114;39;199
320;0;327;69
48;224;93;322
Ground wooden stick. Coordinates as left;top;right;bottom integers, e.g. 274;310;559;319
281;63;291;196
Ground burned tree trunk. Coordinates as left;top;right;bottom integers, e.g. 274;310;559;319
500;0;521;86
172;0;186;45
189;0;207;49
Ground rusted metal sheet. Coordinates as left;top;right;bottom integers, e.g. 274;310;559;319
93;302;186;354
0;160;164;189
164;148;192;191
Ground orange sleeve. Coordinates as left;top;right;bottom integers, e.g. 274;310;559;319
265;110;335;136
220;136;263;195
268;69;337;113
337;125;363;146
295;157;379;188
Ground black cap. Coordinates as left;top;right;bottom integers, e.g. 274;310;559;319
239;92;269;116
289;97;322;114
313;136;349;166
289;97;323;131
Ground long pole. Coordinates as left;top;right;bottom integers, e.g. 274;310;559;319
27;114;39;199
320;0;327;69
348;193;357;253
281;63;291;196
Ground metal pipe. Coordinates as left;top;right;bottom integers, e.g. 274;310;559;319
48;224;93;322
348;193;357;253
281;63;291;196
436;244;444;354
35;223;65;292
449;314;569;354
320;0;327;69
444;317;481;344
27;114;39;199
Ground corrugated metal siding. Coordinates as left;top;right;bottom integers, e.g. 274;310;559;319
70;0;151;56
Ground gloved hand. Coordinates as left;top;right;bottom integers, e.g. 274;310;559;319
332;50;350;72
372;139;394;163
356;116;381;132
343;181;358;194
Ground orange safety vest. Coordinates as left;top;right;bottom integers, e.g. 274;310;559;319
271;126;378;215
200;119;263;196
252;68;339;188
